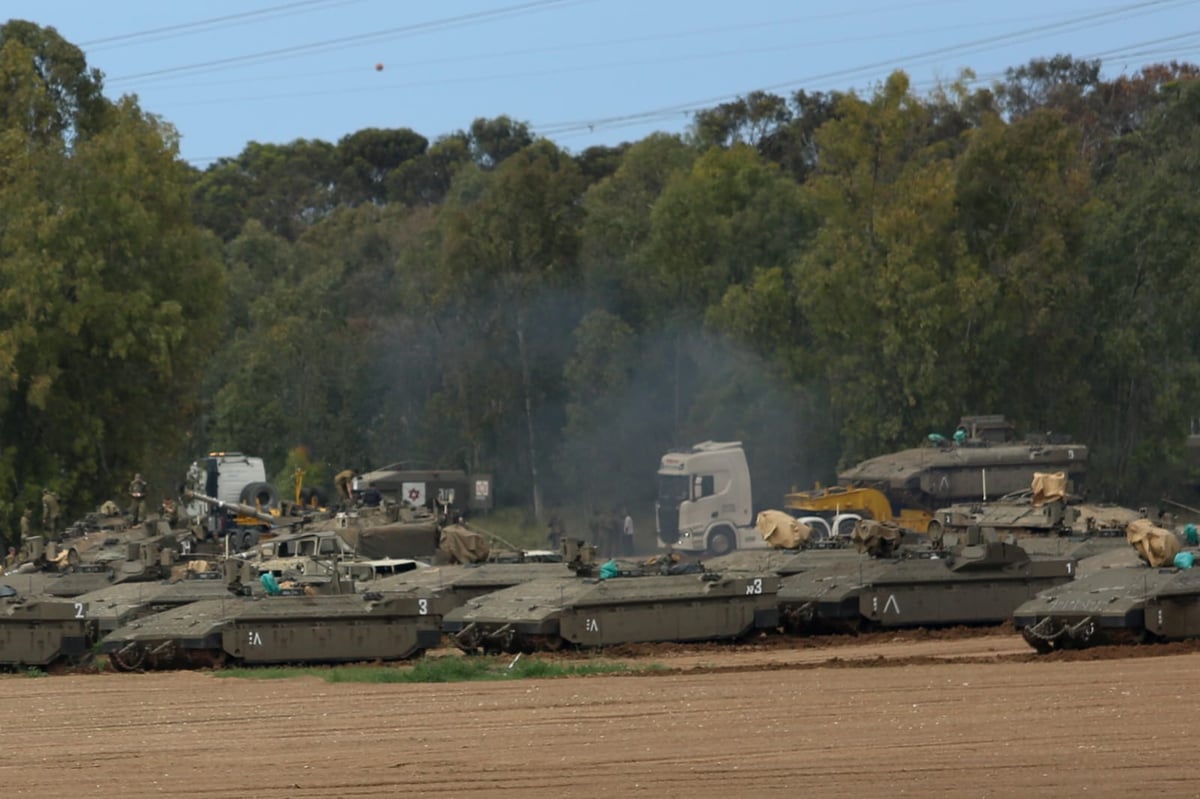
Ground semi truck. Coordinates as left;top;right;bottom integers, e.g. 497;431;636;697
183;452;281;545
654;442;858;556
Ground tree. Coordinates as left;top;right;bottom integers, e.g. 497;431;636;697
192;139;340;241
439;140;586;520
467;115;533;168
0;24;224;523
1081;78;1200;497
797;71;982;459
337;127;428;205
0;20;105;143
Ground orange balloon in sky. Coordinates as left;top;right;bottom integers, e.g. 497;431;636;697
375;63;384;72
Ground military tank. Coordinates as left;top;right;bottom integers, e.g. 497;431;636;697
928;493;1139;544
100;588;442;670
0;586;94;667
1014;521;1200;652
444;541;779;653
838;415;1087;522
777;532;1076;632
1012;564;1190;652
72;567;236;635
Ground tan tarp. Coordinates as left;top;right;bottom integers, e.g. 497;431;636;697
1031;472;1067;508
852;519;903;557
438;524;491;564
341;521;439;559
1126;518;1181;567
99;500;121;516
756;510;812;549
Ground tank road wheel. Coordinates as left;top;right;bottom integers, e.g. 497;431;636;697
519;634;565;652
109;644;147;672
707;527;736;557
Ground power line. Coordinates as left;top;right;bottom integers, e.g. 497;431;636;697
107;0;585;85
158;15;1104;110
533;0;1196;137
122;1;974;92
82;0;357;50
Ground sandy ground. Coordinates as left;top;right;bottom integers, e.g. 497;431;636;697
0;633;1197;798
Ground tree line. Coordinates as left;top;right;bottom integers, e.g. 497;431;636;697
3;20;1200;533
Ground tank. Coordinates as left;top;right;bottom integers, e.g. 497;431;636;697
1014;558;1200;652
73;568;236;635
928;495;1139;543
0;586;94;667
838;415;1087;512
99;589;442;671
443;548;780;654
777;540;1076;632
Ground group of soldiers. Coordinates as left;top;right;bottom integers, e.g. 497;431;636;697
586;507;636;558
11;472;152;551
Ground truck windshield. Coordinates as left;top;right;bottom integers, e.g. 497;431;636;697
657;474;689;504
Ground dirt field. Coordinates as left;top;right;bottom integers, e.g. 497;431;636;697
0;634;1197;798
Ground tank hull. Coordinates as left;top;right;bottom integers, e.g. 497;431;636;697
780;543;1075;631
1015;565;1200;651
0;597;94;667
444;574;780;653
100;594;441;670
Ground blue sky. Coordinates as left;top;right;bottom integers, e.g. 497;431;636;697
5;0;1197;165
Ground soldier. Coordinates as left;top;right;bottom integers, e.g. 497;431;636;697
622;508;635;557
4;547;15;570
42;488;60;536
19;508;31;544
546;514;565;551
334;469;357;506
129;473;148;524
160;497;178;525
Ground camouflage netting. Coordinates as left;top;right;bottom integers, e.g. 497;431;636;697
852;519;903;557
756;510;811;549
1030;471;1067;508
1126;518;1181;568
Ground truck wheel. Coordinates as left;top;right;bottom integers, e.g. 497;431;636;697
707;528;736;557
239;482;280;511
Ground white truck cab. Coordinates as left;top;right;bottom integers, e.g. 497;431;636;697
655;441;763;556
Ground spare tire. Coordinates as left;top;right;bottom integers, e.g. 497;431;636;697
239;481;280;511
300;486;330;508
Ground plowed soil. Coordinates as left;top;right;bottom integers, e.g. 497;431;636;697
1;633;1197;798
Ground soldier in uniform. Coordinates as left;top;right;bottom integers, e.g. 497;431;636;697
334;469;357;506
159;497;178;525
129;473;148;524
19;508;31;544
42;488;60;536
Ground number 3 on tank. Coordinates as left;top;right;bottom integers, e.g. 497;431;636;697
745;578;763;595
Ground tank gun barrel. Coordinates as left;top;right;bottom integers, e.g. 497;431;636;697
183;490;277;525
